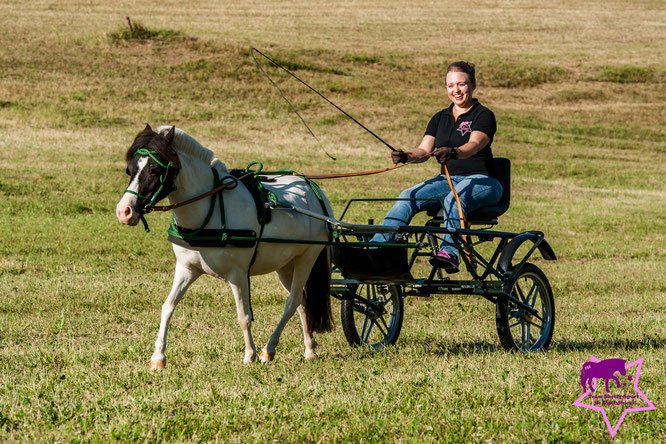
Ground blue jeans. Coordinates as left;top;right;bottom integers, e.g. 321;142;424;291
370;174;503;259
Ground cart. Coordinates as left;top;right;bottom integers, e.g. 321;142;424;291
327;158;557;353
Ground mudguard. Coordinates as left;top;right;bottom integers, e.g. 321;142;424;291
498;232;556;274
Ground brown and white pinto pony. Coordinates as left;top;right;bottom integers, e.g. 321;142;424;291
116;124;333;367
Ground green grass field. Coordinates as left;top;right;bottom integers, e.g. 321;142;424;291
0;1;664;442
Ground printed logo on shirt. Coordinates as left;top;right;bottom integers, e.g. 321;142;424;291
457;121;472;136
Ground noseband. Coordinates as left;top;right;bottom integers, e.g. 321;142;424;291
124;148;179;231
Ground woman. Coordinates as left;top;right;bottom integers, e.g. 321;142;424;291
370;61;503;273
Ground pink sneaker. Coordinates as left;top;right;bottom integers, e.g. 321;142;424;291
429;249;459;273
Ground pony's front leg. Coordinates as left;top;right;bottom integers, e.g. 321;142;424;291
150;262;201;370
228;273;257;363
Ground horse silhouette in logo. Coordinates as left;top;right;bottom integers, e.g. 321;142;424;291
457;120;472;136
581;359;627;393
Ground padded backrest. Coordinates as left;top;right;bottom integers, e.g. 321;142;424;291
467;157;511;221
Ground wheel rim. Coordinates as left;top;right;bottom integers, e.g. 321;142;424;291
506;271;553;352
355;285;400;348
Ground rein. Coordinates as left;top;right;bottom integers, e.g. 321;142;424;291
150;172;252;212
301;151;434;179
122;47;464;232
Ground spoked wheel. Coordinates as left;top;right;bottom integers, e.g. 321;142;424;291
496;263;555;353
340;284;404;348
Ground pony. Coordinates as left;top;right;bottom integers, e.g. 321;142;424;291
580;359;627;393
115;124;334;367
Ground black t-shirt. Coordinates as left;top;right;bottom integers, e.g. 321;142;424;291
424;99;497;177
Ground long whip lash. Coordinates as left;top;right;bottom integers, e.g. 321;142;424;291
251;48;336;160
251;47;399;159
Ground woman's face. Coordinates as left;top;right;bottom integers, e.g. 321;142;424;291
446;70;475;108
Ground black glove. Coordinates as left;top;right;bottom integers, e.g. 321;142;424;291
391;149;409;165
434;147;459;165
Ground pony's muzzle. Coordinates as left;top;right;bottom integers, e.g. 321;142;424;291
116;198;139;226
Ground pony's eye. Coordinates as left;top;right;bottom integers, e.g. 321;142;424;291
125;168;130;176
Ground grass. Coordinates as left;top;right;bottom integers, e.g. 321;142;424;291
0;0;665;442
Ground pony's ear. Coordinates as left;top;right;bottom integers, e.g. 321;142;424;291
165;126;175;144
144;123;153;133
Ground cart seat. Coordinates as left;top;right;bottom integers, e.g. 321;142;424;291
426;157;511;225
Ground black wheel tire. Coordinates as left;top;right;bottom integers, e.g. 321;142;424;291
496;263;555;353
340;284;404;348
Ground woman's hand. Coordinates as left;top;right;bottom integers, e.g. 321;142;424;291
391;149;409;164
434;147;459;164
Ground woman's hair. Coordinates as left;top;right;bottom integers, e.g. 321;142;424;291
446;61;476;85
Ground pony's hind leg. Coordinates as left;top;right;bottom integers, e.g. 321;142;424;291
297;304;317;360
151;262;201;370
262;256;315;362
227;270;257;363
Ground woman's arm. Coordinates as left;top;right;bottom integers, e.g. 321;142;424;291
454;131;490;159
391;135;436;164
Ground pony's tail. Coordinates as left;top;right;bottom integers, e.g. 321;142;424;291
304;247;334;333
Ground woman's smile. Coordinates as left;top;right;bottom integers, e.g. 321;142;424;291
446;70;475;110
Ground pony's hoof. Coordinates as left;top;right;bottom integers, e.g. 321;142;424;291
305;351;318;361
150;359;166;370
243;351;257;364
259;351;275;363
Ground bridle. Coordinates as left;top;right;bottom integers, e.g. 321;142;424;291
122;148;258;232
123;148;179;230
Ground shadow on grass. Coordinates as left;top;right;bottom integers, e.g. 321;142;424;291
331;335;664;360
408;338;503;356
412;335;666;356
553;335;665;352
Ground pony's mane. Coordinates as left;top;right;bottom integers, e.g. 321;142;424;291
156;126;227;171
156;126;215;164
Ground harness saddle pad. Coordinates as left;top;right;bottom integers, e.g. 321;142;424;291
229;169;272;224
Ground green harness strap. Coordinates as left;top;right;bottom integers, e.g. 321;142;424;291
244;162;271;270
166;168;239;242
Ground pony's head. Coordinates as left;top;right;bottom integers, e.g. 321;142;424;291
116;124;181;226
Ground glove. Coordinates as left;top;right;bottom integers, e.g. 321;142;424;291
434;147;459;165
391;149;409;165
